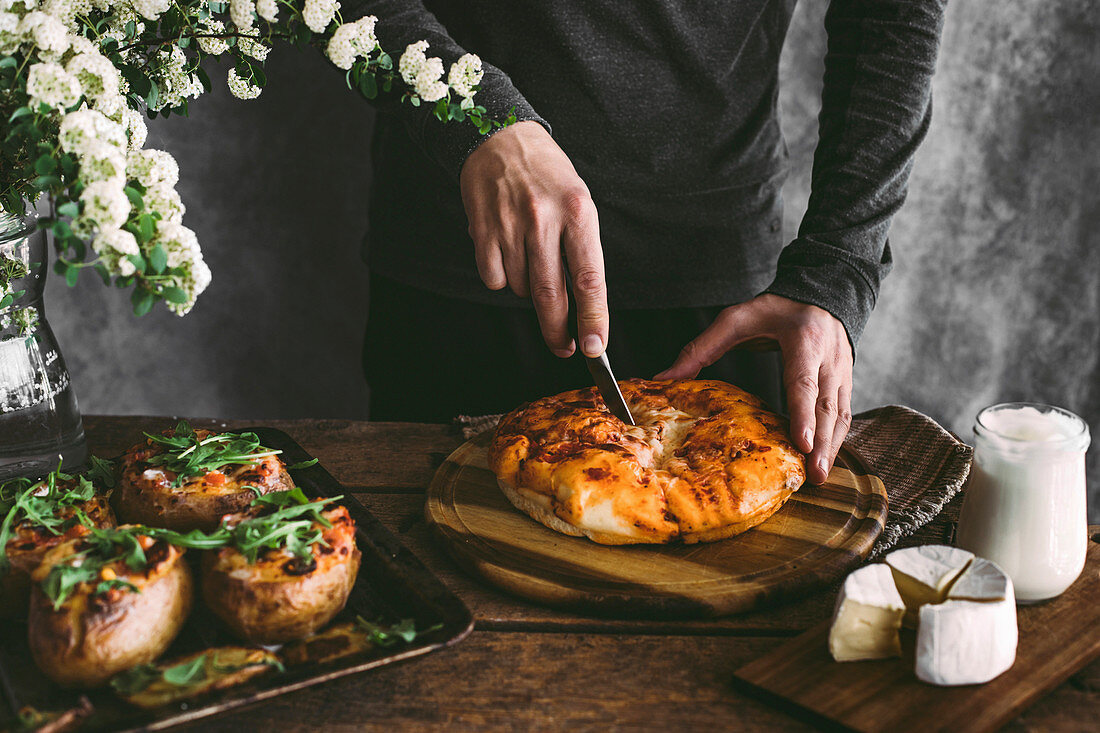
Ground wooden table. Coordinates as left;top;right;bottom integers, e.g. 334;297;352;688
85;416;1099;731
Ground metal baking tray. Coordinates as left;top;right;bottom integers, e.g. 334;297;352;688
0;427;473;731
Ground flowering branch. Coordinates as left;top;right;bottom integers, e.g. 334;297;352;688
0;0;510;326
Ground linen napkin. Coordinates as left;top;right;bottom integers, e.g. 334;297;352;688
455;404;973;558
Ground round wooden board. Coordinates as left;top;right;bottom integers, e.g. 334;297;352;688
426;431;888;618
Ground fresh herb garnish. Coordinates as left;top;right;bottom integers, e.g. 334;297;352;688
110;651;284;697
355;617;442;647
39;526;150;610
287;458;319;470
138;488;341;564
143;421;282;487
0;460;113;575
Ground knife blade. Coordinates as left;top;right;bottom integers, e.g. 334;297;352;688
585;350;636;426
561;268;636;426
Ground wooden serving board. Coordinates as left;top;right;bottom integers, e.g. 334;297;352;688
425;430;888;618
733;529;1100;733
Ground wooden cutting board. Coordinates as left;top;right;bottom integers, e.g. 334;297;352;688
425;430;888;618
733;529;1100;732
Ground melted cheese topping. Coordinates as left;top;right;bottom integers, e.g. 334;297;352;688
489;378;807;544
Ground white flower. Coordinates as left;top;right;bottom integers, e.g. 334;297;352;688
447;53;482;100
102;5;143;45
19;11;70;57
92;227;139;276
301;0;338;34
59;108;126;155
0;11;18;32
325;23;359;70
0;12;21;54
119;106;146;149
414;57;447;102
26;61;81;108
399;40;428;86
254;0;276;22
91;91;125;117
78;140;127;183
93;227;139;256
143;182;184;223
41;0;88;23
196;19;228;55
128;0;168;21
237;35;269;61
226;67;261;99
353;15;377;51
149;46;203;111
76;179;130;234
67;51;121;103
325;17;377;70
67;35;98;56
153;220;209;315
126;148;179;187
229;0;253;30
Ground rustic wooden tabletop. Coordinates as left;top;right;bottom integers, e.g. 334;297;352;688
84;416;1099;731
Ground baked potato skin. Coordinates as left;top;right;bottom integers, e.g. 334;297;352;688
202;506;360;644
27;536;193;688
1;495;115;618
113;429;293;531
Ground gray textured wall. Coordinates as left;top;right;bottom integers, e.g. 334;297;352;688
44;1;1099;519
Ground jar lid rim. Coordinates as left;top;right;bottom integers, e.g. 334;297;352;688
975;402;1090;448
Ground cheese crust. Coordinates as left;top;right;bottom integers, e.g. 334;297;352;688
488;378;806;545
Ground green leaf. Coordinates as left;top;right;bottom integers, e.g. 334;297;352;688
65;265;79;287
124;186;144;211
57;201;80;218
195;66;212;93
33;175;61;191
0;294;12;309
358;73;377;100
162;286;187;304
51;220;73;240
139;214;156;246
0;57;16;69
93;262;111;285
8;107;32;123
162;654;207;686
131;288;155;317
126;253;146;274
287;458;319;471
34;155;57;176
148;242;167;273
146;81;160;111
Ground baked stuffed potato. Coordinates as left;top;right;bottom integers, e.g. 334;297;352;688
113;423;293;532
202;499;360;644
28;527;193;688
1;472;116;617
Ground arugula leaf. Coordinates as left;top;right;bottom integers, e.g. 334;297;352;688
95;578;139;595
39;526;151;609
142;422;282;487
109;664;163;696
86;456;117;489
355;617;441;647
162;654;207;686
286;458;319;470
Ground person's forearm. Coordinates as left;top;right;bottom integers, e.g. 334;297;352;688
341;0;549;179
767;0;949;347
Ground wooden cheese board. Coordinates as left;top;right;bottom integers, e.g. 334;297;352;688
733;529;1100;733
425;430;888;618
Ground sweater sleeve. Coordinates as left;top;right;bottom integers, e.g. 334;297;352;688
764;0;948;347
341;0;550;180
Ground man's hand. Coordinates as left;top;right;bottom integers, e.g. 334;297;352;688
460;120;609;358
655;294;853;485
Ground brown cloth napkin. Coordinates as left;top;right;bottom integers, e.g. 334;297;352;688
455;405;973;559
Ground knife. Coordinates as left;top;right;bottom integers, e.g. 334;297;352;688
562;269;636;426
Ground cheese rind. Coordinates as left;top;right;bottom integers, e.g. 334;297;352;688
885;545;974;626
915;597;1018;685
828;564;906;662
946;557;1011;602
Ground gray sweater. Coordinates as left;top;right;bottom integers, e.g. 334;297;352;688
347;0;948;346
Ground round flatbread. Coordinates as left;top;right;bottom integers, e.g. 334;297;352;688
488;378;806;545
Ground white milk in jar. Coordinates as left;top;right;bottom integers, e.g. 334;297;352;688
957;403;1090;602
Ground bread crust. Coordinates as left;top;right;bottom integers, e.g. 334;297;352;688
488;378;806;545
114;428;294;531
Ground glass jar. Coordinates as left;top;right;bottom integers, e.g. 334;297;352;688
956;402;1090;602
0;206;87;480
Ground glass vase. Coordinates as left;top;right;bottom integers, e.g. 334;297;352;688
0;206;87;479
